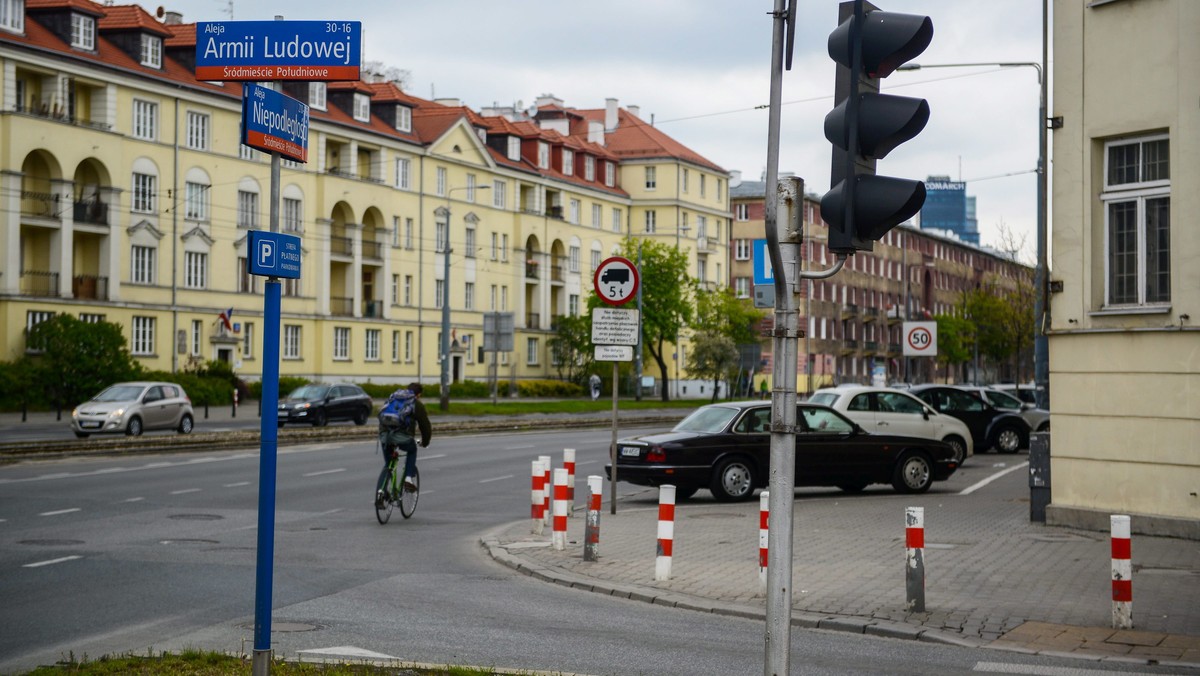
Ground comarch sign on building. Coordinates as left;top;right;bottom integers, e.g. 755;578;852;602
196;21;361;81
242;83;309;163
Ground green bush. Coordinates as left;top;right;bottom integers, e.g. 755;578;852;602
451;380;491;397
249;376;310;400
359;382;397;399
516;379;585;397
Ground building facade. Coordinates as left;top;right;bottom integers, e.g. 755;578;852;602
0;1;728;392
1048;0;1199;536
920;175;978;245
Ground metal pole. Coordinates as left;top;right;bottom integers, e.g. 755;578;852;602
1033;0;1050;410
440;201;452;412
609;360;619;514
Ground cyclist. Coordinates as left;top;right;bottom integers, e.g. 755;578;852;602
376;382;432;504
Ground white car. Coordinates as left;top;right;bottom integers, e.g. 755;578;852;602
808;385;974;464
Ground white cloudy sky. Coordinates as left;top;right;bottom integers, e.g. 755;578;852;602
165;0;1047;260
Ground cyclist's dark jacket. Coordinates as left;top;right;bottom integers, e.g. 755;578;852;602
410;398;432;447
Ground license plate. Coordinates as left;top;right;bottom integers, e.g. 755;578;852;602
81;422;101;429
619;446;641;457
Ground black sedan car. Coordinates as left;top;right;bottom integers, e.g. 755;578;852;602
277;383;373;427
908;385;1031;454
605;401;959;502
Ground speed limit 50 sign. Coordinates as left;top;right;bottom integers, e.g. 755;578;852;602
902;321;938;357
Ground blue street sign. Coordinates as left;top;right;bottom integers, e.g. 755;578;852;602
248;230;302;279
196;21;362;81
242;83;309;163
753;239;775;285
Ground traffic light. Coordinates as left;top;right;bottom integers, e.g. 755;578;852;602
821;0;933;254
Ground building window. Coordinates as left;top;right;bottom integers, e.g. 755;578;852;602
282;197;302;232
404;275;413;305
132;173;156;213
1;0;24;33
238;256;258;293
391;330;400;362
284;325;301;359
585;156;595;181
131;316;155;355
592;204;602;229
526;337;540;365
404;330;414;362
131;245;155;284
538;142;549;169
333;327;350;360
490;232;498;260
79;313;105;323
465;226;476;258
140;35;162;68
435;221;448;253
184;251;207;289
391;273;399;304
645;166;656;190
735;239;751;260
591;248;601;273
435;280;444;309
309;83;326;110
396;157;411;189
396;105;411;132
682;169;689;193
493;180;506;209
237;190;259;228
436;167;446;196
352;93;370;122
1103;135;1170;307
735;277;750;298
612;207;622;233
736;203;749;221
133;99;157;140
562;149;574;176
70;13;94;49
501;234;508;262
465;282;475;310
569;199;580;224
605;162;615;187
645;210;656;234
466;173;476;201
490;284;497;310
569;245;580;273
186;112;209;150
501;285;508;310
242;322;254;358
569;294;579;316
239;139;259;161
190;319;202;356
184;181;209;221
700;174;707;197
365;329;381;361
404;218;414;249
507;136;520;161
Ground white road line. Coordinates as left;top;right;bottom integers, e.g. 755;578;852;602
959;462;1028;496
577;459;601;466
973;661;1155;675
224;481;251;488
38;473;70;480
303;468;345;477
24;556;83;568
169;488;201;495
122;497;144;503
504;444;535;450
479;474;514;484
421;453;447;460
39;508;80;516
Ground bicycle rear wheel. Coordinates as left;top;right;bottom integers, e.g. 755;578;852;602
400;467;419;519
375;464;396;524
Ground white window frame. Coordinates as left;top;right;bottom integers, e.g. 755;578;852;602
592;204;602;229
238;190;260;229
569;199;580;224
736;203;749;221
132;172;156;213
435;279;445;309
184;251;207;289
396;105;411;132
392;330;400;362
404;330;414;362
465;282;475;310
735;239;751;260
436;167;447;196
242;322;254;358
333;327;351;360
282;197;302;233
190;319;202;356
283;325;301;359
537;142;550;169
493;180;506;209
184;181;209;221
140;34;162;68
562;149;574;176
186;111;209;150
131;245;156;284
585;156;595;181
365;329;381;361
1;0;24;33
133;99;158;140
395;157;411;190
526;337;540;365
70;13;94;50
352;93;370;122
309;83;327;111
1102;134;1172;309
130;316;155;355
507;136;521;161
466;174;476;202
612;208;622;233
605;162;615;187
569;245;580;273
645;210;656;234
404;275;413;305
645;166;656;190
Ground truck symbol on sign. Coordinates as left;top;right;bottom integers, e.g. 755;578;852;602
600;267;630;297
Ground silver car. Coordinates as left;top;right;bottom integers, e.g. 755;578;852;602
809;385;975;464
960;385;1050;433
71;381;195;438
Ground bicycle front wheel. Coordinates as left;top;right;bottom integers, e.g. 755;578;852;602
375;485;394;524
400;467;419;519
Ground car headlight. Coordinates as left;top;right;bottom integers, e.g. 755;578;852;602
297;402;311;409
108;408;125;419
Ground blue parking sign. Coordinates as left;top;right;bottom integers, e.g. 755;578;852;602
248;230;301;279
752;239;774;285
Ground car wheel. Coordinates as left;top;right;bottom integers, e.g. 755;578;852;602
73;431;89;439
992;424;1025;454
178;414;194;435
353;408;369;425
126;416;144;436
710;456;756;502
942;435;968;464
312;409;327;427
1037;422;1050;433
674;486;699;501
892;451;933;494
837;483;868;493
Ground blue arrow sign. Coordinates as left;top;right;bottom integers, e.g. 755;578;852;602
753;239;774;285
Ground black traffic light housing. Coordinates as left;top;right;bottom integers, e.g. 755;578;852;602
822;0;933;253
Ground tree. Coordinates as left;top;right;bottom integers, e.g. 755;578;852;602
25;314;142;410
686;331;738;402
548;313;594;384
362;61;412;90
933;312;973;382
692;287;766;399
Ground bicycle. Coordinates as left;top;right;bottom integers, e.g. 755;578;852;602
375;446;419;523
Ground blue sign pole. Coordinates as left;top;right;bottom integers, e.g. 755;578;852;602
253;279;281;662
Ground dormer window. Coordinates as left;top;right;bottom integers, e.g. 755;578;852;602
71;13;95;50
353;93;370;122
507;136;520;161
585;156;595;181
605;161;615;187
396;105;411;132
537;142;549;169
140;35;162;68
309;83;326;111
1;0;24;34
562;149;573;176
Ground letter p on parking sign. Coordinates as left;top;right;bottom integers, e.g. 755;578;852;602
248;230;302;279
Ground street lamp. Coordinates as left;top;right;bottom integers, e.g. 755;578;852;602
440;184;490;412
897;58;1048;403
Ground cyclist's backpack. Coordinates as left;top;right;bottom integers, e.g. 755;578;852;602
378;389;416;431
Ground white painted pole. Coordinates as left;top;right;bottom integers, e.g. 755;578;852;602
584;475;602;561
538;454;551;527
552;468;568;550
655;484;676;581
530;459;545;535
905;506;925;612
563;448;576;517
1111;514;1133;629
759;491;770;592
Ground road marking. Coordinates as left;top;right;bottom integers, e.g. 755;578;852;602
479;474;514;484
577;459;601;466
973;662;1155;675
298;646;397;659
170;488;201;495
38;473;70;480
24;555;83;568
224;481;251;488
422;453;446;460
39;508;80;516
122;497;145;503
303;468;345;477
959;462;1029;496
504;444;535;450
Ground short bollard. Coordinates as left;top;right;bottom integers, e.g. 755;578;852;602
655;484;676;581
905;506;925;613
759;491;770;592
563;448;576;517
538;455;552;527
584;475;602;561
1111;514;1133;629
552;468;569;550
530;460;546;535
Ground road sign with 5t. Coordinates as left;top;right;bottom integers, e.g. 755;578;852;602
593;256;639;306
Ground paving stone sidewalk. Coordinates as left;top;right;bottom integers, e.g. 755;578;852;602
484;468;1200;669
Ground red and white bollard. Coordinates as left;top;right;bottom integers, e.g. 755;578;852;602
538;454;552;527
563;448;576;517
1111;514;1133;629
759;491;770;592
905;506;925;612
655;484;676;581
530;459;546;535
584;475;602;561
552;468;569;550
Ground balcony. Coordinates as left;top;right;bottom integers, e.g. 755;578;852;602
361;239;382;260
696;236;716;254
840;339;858;355
550;264;564;283
840;303;859;319
546;205;564;220
863;306;880;320
72;274;108;300
13;99;111;130
73;199;110;226
888;343;902;355
864;341;880;354
330;296;354;316
363;300;382;318
20;270;59;296
526;313;540;329
525;261;540;280
21;191;60;219
331;235;353;256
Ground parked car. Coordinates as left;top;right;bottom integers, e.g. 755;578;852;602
277;383;374;427
957;385;1050;433
990;382;1041;407
809;385;974;464
605;401;960;502
71;381;194;438
908;385;1031;454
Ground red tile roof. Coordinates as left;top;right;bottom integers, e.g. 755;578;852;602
575;107;726;174
26;0;105;17
98;5;172;37
162;22;194;48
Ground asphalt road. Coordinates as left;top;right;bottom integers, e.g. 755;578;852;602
2;429;1186;675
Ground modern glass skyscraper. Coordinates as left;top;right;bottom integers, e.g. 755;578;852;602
920;175;979;244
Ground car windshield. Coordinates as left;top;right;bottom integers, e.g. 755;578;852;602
985;390;1023;409
289;385;329;399
93;385;144;402
808;392;838;406
673;406;740;434
800;407;856;434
